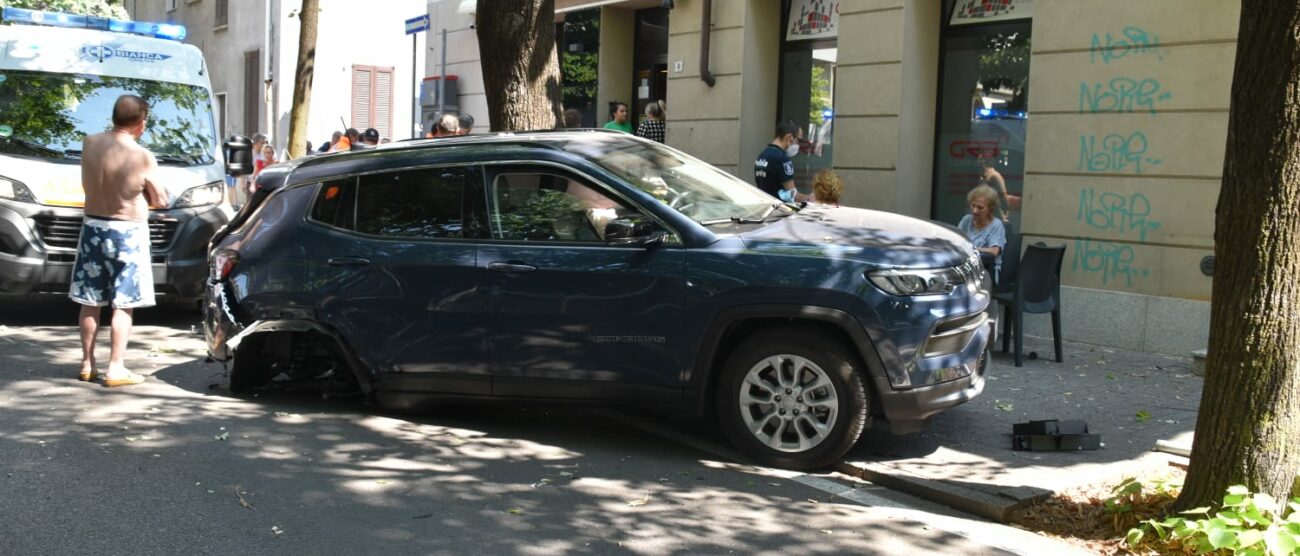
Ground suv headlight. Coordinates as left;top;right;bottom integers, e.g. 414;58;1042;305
867;267;967;296
0;176;38;204
173;181;224;208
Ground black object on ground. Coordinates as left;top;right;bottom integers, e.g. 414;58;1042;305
1012;419;1100;451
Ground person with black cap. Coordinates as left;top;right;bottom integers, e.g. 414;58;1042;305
457;113;474;135
360;128;380;148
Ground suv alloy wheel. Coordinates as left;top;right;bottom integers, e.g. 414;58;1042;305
717;327;870;470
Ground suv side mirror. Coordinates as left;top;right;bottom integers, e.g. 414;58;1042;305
605;216;668;246
223;135;253;176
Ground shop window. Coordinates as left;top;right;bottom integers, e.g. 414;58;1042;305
931;0;1032;230
557;9;600;127
777;0;838;196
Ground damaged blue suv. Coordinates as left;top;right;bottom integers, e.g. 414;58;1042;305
205;131;990;470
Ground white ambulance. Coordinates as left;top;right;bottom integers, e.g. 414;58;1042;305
0;7;228;302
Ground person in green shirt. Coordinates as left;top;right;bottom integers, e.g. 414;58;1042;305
603;101;633;133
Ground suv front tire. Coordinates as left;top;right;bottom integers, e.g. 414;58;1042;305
716;327;870;470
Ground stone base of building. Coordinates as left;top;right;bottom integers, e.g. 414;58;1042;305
1007;286;1210;357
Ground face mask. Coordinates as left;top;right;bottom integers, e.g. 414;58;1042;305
785;143;800;158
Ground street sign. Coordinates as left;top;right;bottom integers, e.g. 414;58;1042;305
405;14;429;35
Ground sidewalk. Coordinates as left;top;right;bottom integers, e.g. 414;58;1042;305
837;336;1202;522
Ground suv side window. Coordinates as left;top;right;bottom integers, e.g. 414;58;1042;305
490;171;628;242
309;178;357;230
355;166;477;239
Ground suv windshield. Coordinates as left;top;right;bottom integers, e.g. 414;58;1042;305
563;134;792;223
0;70;215;166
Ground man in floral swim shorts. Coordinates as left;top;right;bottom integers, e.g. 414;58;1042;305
69;95;167;387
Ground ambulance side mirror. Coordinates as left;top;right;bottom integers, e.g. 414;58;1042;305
223;135;253;176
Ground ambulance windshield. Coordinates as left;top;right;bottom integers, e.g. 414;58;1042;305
0;70;215;166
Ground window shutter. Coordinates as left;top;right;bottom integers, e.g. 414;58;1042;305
216;0;229;28
375;68;393;140
243;50;260;135
351;66;373;131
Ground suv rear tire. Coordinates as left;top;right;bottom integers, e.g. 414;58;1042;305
716;327;869;470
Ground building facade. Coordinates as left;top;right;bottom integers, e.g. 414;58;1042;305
128;0;427;153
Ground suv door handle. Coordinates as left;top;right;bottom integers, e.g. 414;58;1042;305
328;257;371;267
487;262;538;274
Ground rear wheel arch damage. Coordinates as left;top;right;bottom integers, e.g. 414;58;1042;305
228;327;371;399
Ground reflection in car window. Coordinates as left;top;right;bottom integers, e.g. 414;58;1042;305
309;179;357;230
0;70;216;165
355;167;471;238
560;134;792;223
491;172;626;242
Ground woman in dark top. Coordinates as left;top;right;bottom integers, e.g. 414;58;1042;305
636;100;666;143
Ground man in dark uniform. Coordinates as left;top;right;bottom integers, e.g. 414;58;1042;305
754;119;808;202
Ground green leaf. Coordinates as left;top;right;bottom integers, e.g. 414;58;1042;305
1135;410;1152;423
1206;526;1236;549
1242;507;1270;527
1225;494;1247;506
1181;506;1213;515
1252;493;1279;513
1265;527;1297;555
1235;528;1264;549
1124;527;1145;547
1228;485;1251;496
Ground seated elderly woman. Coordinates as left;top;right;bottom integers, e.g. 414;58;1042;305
958;184;1008;280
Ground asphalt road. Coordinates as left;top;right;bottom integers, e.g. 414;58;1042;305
0;296;1074;555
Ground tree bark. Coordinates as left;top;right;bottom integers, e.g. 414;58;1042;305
287;0;319;160
476;0;562;132
1176;0;1300;509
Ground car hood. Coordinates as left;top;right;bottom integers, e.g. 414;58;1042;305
737;205;973;268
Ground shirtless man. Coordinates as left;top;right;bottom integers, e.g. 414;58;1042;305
70;95;167;387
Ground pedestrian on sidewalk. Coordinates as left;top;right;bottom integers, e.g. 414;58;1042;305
563;108;582;129
428;113;459;138
69;95;165;387
457;113;475;135
811;169;843;206
754;118;808;203
636;100;666;143
603;101;632;133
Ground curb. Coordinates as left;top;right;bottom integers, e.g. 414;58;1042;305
833;460;1051;523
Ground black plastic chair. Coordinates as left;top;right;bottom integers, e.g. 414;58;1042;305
994;225;1022;293
993;242;1065;367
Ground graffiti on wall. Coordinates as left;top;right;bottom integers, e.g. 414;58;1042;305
1079;78;1172;115
1077;132;1162;174
1090;27;1161;64
1071;26;1171;287
1076;188;1163;242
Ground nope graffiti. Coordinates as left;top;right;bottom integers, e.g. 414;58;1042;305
1076;188;1163;242
1078;132;1162;174
1090;26;1161;64
1079;78;1172;115
1072;238;1149;287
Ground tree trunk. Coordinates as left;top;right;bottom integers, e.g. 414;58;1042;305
287;0;319;160
1176;0;1300;509
476;0;562;131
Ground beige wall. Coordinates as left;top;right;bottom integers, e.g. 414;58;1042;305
834;2;907;211
1022;0;1239;300
664;0;749;175
595;7;636;129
